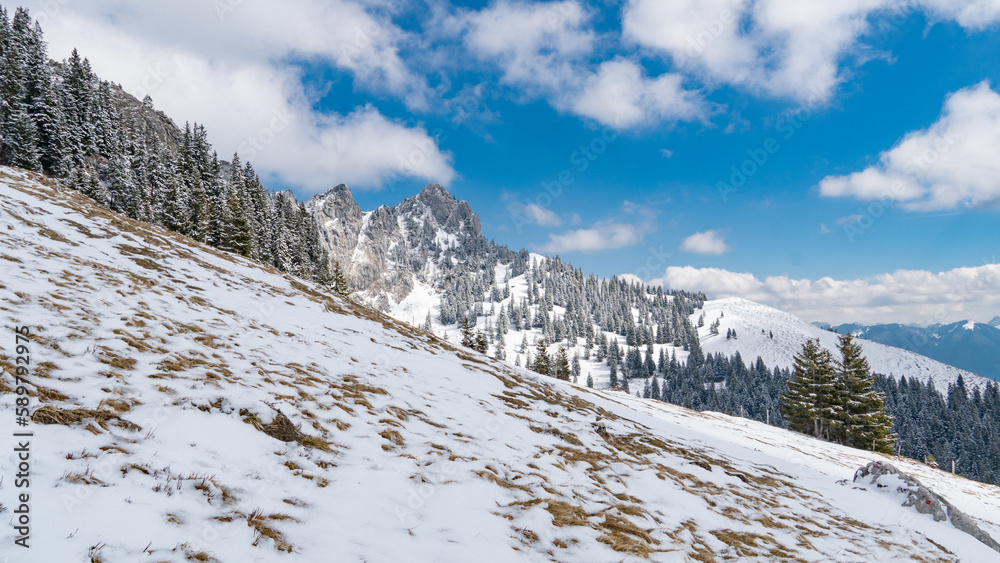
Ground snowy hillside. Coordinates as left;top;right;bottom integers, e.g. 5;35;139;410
4;168;1000;561
696;298;992;392
386;262;987;394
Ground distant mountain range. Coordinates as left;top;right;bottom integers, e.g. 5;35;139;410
814;320;1000;382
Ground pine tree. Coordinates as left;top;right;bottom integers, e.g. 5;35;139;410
835;334;895;453
459;316;476;349
781;339;839;440
533;338;550;376
332;261;350;296
554;346;570;381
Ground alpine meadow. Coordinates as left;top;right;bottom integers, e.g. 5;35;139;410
3;2;1000;562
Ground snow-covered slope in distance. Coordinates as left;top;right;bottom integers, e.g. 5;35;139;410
386;268;990;393
4;167;1000;561
696;297;992;392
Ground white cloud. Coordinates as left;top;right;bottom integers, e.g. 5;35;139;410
23;0;454;193
918;0;1000;29
835;214;864;225
536;200;656;253
660;149;674;158
819;82;1000;211
461;0;593;95
680;230;731;255
648;263;1000;324
536;222;644;253
572;58;709;129
458;1;709;129
508;202;563;227
623;0;1000;103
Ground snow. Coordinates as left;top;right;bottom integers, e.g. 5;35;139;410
695;297;991;392
2;167;1000;562
965;320;977;331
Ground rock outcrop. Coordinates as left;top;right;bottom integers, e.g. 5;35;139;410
306;182;485;309
854;461;1000;552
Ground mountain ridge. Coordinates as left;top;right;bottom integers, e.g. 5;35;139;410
306;183;993;394
819;320;1000;382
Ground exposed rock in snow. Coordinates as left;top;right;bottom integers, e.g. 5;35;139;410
306;182;482;307
854;461;1000;553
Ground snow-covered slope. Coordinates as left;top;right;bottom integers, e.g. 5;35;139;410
696;298;992;392
4;167;1000;561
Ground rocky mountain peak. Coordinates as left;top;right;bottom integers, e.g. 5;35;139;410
308;182;487;309
417;183;452;200
405;184;481;239
308;184;360;216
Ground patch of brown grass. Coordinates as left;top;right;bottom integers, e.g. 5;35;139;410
245;508;295;552
31;405;117;427
380;429;405;447
97;347;137;371
545;500;589;527
476;466;531;492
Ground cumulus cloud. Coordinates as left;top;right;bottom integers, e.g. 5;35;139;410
572;58;709;129
508;202;563;227
537;222;645;253
535;200;655;253
461;0;593;95
680;230;731;255
458;1;709;129
22;0;454;192
648;263;1000;324
818;82;1000;211
623;0;1000;103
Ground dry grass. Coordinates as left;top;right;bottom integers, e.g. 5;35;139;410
380;429;405;447
31;405;118;427
34;384;69;401
544;500;589;527
64;470;106;486
98;348;137;371
528;424;584;447
476;466;531;492
245;508;295;553
166;513;184;525
243;409;331;451
88;543;105;563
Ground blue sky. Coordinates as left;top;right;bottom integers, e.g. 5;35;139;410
20;0;1000;323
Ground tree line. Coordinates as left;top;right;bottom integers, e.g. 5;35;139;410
0;5;330;282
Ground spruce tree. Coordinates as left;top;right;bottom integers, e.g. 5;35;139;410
332;261;350;296
835;334;895;453
554;346;570;381
459;316;476;348
781;339;839;440
533;338;550;376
